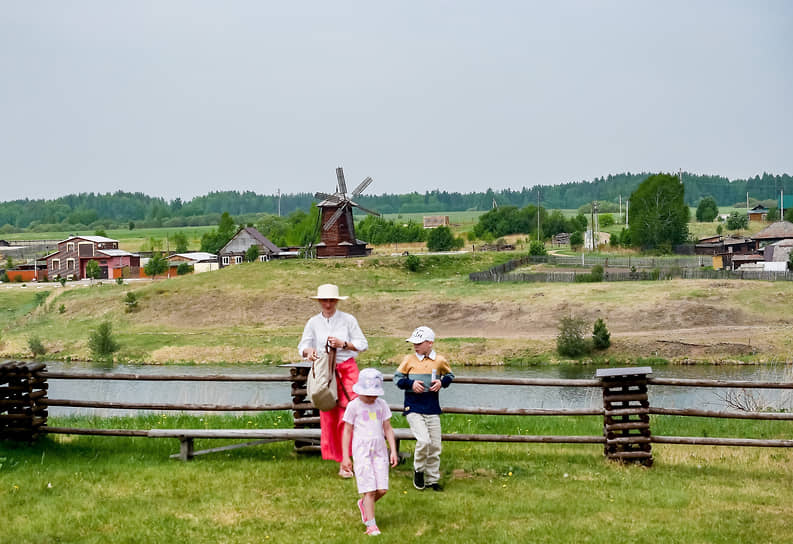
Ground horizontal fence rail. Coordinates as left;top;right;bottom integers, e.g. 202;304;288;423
4;363;793;464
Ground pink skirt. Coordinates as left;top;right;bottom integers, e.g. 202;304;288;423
319;358;359;462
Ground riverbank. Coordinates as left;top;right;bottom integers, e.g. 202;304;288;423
2;413;792;543
1;253;792;365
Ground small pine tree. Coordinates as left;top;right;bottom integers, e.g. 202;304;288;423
592;318;611;350
28;336;46;357
88;321;120;359
124;292;138;313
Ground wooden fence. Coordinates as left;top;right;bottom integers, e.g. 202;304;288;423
3;362;793;464
469;254;793;282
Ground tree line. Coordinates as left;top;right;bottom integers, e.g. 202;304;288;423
1;171;791;233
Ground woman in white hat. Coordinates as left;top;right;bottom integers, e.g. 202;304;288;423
298;283;368;477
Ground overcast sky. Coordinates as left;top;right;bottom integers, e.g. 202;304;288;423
1;1;791;203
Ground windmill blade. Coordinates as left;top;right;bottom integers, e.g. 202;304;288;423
335;167;348;194
315;191;342;203
345;209;355;239
324;205;346;230
351;176;373;197
351;202;381;217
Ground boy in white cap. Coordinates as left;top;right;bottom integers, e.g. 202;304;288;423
394;326;454;491
341;368;399;536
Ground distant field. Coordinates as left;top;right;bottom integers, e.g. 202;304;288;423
380;210;484;225
3;226;215;252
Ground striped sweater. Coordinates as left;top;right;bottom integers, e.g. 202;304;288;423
394;351;454;415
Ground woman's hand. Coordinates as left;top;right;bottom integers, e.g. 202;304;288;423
303;348;318;361
327;336;346;350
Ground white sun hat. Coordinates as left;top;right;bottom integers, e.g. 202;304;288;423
353;368;385;396
310;284;349;300
406;326;435;344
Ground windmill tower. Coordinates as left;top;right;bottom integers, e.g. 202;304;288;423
314;167;380;258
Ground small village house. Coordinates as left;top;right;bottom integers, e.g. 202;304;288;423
44;235;139;280
747;204;768;222
218;227;282;268
167;252;218;275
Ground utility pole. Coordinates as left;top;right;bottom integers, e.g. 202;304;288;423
625;200;629;226
537;188;541;238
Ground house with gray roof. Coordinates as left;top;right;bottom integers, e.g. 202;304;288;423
217;227;282;268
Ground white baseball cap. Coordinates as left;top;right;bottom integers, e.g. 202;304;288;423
406;326;435;344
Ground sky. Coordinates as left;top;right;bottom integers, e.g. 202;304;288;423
1;1;791;203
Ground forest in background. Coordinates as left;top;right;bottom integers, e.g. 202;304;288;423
1;171;791;233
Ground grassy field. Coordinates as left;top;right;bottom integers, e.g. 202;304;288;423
1;249;792;365
2;413;793;543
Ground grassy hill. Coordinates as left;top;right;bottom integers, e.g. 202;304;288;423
1;250;792;366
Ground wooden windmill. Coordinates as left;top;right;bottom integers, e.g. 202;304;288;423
314;167;380;258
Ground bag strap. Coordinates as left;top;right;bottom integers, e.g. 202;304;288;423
327;340;351;402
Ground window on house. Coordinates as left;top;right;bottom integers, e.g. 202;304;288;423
67;242;74;252
222;256;229;265
66;258;75;270
51;259;60;270
234;256;243;264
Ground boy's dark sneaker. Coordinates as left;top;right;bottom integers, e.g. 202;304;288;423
428;483;444;491
413;471;425;490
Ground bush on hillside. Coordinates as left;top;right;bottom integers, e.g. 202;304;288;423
556;316;591;357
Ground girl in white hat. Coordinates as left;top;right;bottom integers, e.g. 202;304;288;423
341;368;399;536
298;284;369;477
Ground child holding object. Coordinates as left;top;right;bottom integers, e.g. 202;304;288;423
341;368;399;536
394;326;454;491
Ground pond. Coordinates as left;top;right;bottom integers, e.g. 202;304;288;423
37;361;793;417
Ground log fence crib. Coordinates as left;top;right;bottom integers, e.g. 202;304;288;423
3;362;793;463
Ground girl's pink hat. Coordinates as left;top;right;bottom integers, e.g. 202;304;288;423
353;368;384;396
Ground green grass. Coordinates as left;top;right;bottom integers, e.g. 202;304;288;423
2;413;793;543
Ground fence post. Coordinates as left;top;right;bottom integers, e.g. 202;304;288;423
596;367;653;466
0;361;48;443
281;362;321;454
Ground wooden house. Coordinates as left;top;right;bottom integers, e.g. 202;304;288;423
752;221;793;246
218;227;282;268
748;205;769;222
45;235;139;280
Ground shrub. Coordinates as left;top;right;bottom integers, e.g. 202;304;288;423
28;336;46;357
575;264;604;283
426;226;463;252
14;274;23;282
116;277;124;285
592;318;611;350
176;263;193;275
556;316;591;357
0;271;8;283
58;304;66;314
124;292;139;313
528;240;547;256
404;254;421;272
88;321;120;359
245;245;260;262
